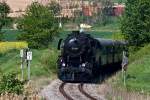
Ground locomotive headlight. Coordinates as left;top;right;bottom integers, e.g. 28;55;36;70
62;63;66;67
81;63;86;67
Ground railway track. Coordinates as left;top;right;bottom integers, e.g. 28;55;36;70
59;82;98;100
78;83;97;100
59;83;74;100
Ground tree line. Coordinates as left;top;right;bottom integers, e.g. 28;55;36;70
0;0;150;49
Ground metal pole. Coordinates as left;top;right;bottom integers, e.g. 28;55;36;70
27;60;30;80
21;58;24;80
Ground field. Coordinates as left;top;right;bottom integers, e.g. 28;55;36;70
0;42;28;54
2;29;24;41
0;49;57;78
113;45;150;94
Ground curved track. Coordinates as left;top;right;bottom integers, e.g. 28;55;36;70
78;84;97;100
59;83;74;100
59;82;98;100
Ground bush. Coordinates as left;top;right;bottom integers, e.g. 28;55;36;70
0;72;24;94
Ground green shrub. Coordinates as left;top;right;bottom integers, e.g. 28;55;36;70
0;72;24;94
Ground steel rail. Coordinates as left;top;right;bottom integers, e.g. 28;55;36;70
78;83;97;100
59;82;74;100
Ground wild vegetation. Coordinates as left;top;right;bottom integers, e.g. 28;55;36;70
0;2;11;41
0;72;24;94
121;0;150;48
113;44;150;94
17;2;59;49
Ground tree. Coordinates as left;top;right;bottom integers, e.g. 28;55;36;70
121;0;150;47
18;2;59;48
0;2;10;41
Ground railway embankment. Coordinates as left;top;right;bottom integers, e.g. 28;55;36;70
110;44;150;95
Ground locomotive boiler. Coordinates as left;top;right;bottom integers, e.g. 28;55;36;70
57;31;126;83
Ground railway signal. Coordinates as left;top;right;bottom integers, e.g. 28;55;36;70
20;48;32;81
20;49;24;80
27;49;32;80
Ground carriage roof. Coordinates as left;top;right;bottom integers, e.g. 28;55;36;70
95;38;126;46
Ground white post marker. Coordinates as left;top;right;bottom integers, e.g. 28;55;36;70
27;51;32;80
122;51;128;86
20;49;24;80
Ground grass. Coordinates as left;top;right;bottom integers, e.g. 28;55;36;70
0;49;58;80
2;29;24;41
114;44;150;93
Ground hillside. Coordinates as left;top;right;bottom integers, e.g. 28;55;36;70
0;49;57;78
114;44;150;93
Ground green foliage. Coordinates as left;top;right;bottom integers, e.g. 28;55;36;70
40;49;58;74
0;2;10;29
0;2;11;41
0;72;24;94
115;44;150;93
0;33;3;40
17;2;59;48
0;49;58;78
121;0;150;47
129;44;150;62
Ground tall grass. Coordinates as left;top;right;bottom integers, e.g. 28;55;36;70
40;49;58;75
113;44;150;94
129;44;150;62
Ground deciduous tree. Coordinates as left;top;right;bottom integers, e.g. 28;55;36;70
121;0;150;47
18;2;59;48
0;2;10;41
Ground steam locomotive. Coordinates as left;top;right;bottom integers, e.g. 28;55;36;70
57;31;126;83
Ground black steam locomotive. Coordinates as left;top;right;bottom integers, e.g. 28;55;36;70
57;31;126;83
